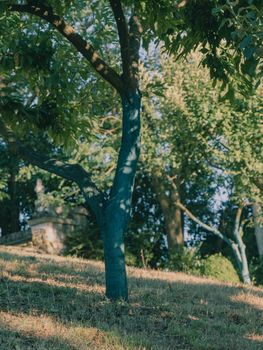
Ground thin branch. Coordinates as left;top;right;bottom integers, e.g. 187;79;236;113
8;3;124;93
175;201;235;247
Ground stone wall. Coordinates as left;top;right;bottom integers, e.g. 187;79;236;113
0;230;32;245
29;207;89;255
0;204;89;254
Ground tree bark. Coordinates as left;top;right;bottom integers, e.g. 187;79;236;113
253;203;263;258
165;205;184;251
102;204;128;300
152;176;184;253
8;161;20;234
233;207;251;284
102;91;141;300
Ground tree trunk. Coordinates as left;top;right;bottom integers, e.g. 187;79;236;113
239;243;251;284
100;91;141;300
233;207;251;284
253;203;263;258
169;189;184;250
230;240;251;284
1;160;20;235
163;203;184;252
102;204;128;300
176;201;251;284
8;163;20;233
152;176;184;253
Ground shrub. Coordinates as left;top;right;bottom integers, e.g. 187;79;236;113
250;257;263;286
168;247;202;274
200;253;240;283
169;249;240;284
64;223;103;260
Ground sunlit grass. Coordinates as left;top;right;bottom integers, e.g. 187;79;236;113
0;245;262;349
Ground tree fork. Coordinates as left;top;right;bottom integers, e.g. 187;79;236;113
176;201;251;284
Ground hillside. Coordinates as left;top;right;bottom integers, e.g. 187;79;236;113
0;246;262;350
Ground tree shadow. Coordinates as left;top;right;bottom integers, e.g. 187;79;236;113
0;249;263;349
0;327;72;350
0;250;104;287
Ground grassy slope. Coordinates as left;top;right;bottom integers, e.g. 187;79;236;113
0;246;262;350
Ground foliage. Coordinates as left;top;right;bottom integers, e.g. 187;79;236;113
168;247;202;274
64;224;103;260
250;257;263;285
129;0;263;95
0;1;117;148
168;249;240;284
140;52;226;243
200;253;240;283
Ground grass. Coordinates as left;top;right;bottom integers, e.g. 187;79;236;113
0;245;262;350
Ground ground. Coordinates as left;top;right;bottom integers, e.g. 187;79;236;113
0;245;262;350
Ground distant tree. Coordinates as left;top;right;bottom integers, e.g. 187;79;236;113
140;52;221;254
139;51;262;282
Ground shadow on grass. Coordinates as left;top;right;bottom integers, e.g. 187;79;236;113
0;327;72;350
0;250;262;349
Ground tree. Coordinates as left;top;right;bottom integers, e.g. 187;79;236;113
0;0;262;300
139;50;262;281
176;200;251;283
140;52;221;254
0;0;142;301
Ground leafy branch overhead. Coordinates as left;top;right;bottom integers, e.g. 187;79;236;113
1;1;262;92
5;2;124;93
125;0;263;94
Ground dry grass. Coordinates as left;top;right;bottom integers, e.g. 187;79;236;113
0;245;262;350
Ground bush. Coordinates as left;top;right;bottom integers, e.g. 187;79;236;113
168;247;202;274
125;230;167;269
64;223;103;260
200;254;240;283
168;249;240;284
250;257;263;286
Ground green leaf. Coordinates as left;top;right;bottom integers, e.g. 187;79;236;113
240;35;252;50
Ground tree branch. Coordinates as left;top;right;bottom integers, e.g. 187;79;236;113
0;119;104;217
175;201;234;246
109;0;130;81
8;3;124;94
129;15;143;90
233;206;243;239
232;206;251;284
175;200;243;266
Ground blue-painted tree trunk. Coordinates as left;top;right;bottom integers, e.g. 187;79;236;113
101;90;141;300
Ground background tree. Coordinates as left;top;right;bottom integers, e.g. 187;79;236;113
139;50;262;282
